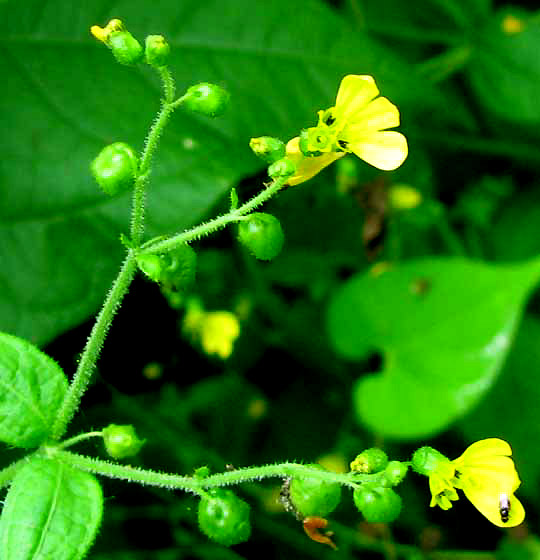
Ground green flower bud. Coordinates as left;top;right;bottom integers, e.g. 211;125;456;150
382;461;409;487
249;136;286;164
411;446;451;476
353;487;402;523
289;464;342;517
237;213;284;261
268;157;296;180
145;35;170;67
102;424;145;460
137;254;163;282
91;142;138;196
194;466;210;479
198;489;251;546
108;31;144;65
350;448;388;474
182;83;230;117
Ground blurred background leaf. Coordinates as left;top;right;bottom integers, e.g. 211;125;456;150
327;257;540;438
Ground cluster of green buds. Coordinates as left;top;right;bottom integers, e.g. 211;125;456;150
89;20;231;196
350;449;408;523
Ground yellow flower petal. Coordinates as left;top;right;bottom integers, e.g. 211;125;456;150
455;438;512;463
348;131;408;171
199;311;240;359
462;487;525;528
335;75;379;121
342;96;400;134
285;137;345;186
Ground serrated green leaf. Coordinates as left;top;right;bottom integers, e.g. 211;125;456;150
0;456;103;560
327;257;540;438
0;0;440;345
0;332;67;448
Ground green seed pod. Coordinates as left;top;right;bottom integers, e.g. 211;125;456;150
350;448;388;474
197;489;251;546
268;157;296;180
353;486;402;523
249;136;286;164
91;142;138;196
237;213;284;261
382;461;409;487
160;244;197;291
411;446;451;476
108;31;144;65
145;35;170;67
182;83;230;117
289;464;342;517
102;424;145;460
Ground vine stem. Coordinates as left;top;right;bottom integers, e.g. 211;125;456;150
50;253;137;441
140;176;288;256
53;450;373;492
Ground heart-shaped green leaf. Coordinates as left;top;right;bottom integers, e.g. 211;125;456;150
0;456;103;560
0;0;443;346
0;332;68;448
327;257;540;438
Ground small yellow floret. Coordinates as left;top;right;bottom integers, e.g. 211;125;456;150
199;311;240;359
90;19;124;43
502;14;525;34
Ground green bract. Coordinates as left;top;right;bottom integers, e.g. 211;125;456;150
353;486;402;523
102;424;145;459
144;35;170;67
197;489;251;546
289;464;342;517
182;83;230;117
237;213;284;261
108;31;144;65
91;142;138;196
0;457;103;560
0;332;68;448
383;461;409;487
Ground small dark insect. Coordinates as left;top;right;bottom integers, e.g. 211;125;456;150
499;493;510;523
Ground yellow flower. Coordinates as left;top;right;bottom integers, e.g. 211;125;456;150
416;439;525;528
451;439;525;528
90;19;124;43
182;304;240;360
199;311;240;360
286;75;408;186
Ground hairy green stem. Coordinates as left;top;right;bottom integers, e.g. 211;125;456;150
50;253;137;441
131;66;177;245
140;176;288;255
57;431;104;450
53;451;375;493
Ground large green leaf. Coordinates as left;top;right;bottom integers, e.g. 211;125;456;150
0;0;440;346
0;456;103;560
0;332;67;448
327;257;540;438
